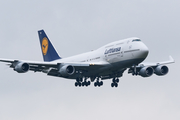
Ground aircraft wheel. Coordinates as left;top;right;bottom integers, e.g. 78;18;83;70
82;82;85;86
115;83;118;87
116;79;119;83
111;83;114;87
112;78;116;83
75;82;78;87
100;81;103;86
85;82;89;86
94;82;97;87
78;82;82;87
87;81;91;85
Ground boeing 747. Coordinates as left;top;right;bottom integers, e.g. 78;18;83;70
0;30;175;87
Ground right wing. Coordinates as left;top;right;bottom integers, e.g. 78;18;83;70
0;58;58;72
0;58;110;76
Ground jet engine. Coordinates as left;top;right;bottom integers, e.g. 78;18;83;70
154;65;169;76
139;66;154;77
14;62;29;73
59;65;75;77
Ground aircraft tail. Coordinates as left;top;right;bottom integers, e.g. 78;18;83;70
38;30;61;62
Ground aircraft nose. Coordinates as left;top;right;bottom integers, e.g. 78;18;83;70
141;44;149;58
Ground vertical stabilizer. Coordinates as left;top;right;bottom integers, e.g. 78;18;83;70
38;30;61;62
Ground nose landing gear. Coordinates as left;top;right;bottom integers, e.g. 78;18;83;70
111;78;119;87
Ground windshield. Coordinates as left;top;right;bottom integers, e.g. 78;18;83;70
132;39;141;42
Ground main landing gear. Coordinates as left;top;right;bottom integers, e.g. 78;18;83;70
75;78;91;87
111;78;119;87
94;78;103;87
74;77;120;87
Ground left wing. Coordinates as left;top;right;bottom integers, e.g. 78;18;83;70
138;56;175;67
128;56;175;77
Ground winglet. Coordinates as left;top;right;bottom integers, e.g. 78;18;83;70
169;56;175;63
38;30;61;62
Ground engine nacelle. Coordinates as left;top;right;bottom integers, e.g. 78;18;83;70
59;65;75;77
139;66;154;77
14;62;29;73
154;65;169;76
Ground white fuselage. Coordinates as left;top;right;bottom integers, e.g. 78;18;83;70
52;37;149;78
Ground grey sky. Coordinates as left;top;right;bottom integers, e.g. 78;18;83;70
0;0;179;120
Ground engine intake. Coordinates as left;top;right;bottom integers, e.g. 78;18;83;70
14;62;29;73
59;65;75;77
139;66;154;77
154;65;169;76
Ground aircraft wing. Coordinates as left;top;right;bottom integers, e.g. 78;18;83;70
0;58;110;73
128;56;175;77
138;56;175;67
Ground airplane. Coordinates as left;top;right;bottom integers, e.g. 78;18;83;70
0;30;175;87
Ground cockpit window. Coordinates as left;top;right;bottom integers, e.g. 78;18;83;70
132;39;141;42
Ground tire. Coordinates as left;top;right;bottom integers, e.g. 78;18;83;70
94;82;97;87
111;83;114;87
87;81;91;85
82;82;84;86
85;82;88;86
78;82;81;87
115;83;118;87
116;79;119;83
75;82;78;87
112;78;116;83
100;81;103;86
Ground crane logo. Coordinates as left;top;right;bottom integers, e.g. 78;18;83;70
42;37;49;55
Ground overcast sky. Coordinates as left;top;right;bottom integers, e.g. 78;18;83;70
0;0;180;120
